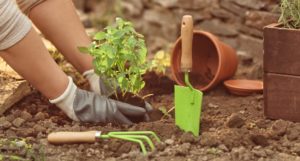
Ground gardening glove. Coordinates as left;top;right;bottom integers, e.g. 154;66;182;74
49;77;151;124
82;69;152;120
74;89;152;124
83;69;115;96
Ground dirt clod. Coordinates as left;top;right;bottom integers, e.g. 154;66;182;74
180;132;196;143
33;124;47;133
200;132;219;147
175;143;191;156
287;126;300;141
0;120;12;130
252;146;267;157
12;117;25;127
226;113;245;128
20;111;32;121
250;134;269;147
271;120;289;136
34;112;47;121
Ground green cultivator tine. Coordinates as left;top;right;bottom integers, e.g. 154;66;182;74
108;131;161;143
100;131;161;155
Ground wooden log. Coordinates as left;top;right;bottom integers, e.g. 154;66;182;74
0;58;32;115
0;80;32;115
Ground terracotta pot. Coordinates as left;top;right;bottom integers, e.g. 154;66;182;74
171;31;238;91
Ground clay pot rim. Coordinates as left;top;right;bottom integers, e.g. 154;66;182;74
224;79;263;91
265;23;300;32
171;30;224;91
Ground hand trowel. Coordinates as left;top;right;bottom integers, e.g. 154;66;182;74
175;15;203;136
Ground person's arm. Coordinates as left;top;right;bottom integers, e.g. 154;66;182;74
0;0;149;124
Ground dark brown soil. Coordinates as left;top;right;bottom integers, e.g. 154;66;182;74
1;71;300;161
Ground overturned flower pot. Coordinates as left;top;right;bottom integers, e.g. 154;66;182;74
171;31;238;91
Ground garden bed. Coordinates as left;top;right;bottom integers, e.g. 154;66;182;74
1;70;300;161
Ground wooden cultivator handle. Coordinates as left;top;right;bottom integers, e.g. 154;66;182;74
181;15;194;72
47;131;97;144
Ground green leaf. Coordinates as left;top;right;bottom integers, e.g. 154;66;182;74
94;32;106;40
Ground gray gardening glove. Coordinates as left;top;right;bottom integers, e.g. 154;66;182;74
73;88;152;124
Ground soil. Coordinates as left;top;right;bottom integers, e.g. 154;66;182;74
2;71;300;161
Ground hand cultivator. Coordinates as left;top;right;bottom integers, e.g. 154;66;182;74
48;131;161;155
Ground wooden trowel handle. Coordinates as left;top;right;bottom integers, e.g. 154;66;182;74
181;15;194;72
47;131;97;144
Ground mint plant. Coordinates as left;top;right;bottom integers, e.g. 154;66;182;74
79;18;148;96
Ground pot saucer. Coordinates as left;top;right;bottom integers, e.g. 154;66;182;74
224;79;263;96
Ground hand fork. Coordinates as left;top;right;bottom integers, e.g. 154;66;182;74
48;131;161;155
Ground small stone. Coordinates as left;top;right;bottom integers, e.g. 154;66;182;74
34;112;46;121
218;144;229;152
250;134;269;147
226;113;245;128
252;148;267;157
208;103;219;108
20;111;32;121
12;118;25;127
180;132;196;143
165;139;174;145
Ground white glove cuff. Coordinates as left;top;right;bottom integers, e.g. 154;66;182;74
49;76;79;121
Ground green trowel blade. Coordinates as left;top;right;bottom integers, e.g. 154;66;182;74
175;85;203;136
